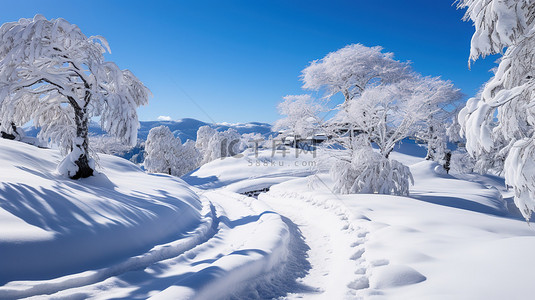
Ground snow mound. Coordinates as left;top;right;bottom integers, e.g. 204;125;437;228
183;149;316;189
0;139;202;284
370;264;426;289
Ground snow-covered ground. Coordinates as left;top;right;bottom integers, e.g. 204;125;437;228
1;138;534;299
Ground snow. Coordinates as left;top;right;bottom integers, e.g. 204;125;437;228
1;135;535;299
0;138;202;286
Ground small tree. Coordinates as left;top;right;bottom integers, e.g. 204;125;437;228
410;77;463;162
144;126;201;176
144;126;182;175
0;15;149;179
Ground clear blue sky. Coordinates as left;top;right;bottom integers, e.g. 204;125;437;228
1;0;497;124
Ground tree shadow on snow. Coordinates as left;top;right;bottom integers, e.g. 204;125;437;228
0;175;200;283
409;192;507;216
181;174;221;189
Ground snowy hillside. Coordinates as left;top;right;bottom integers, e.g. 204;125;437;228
0;139;203;288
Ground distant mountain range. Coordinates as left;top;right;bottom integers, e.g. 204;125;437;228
25;118;274;142
137;118;273;142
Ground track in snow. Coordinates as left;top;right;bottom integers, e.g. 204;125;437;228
1;189;303;299
259;190;373;299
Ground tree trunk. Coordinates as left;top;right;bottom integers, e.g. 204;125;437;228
425;125;434;160
443;151;452;174
0;122;17;140
71;107;93;179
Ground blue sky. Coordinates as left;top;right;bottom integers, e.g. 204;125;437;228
1;0;497;124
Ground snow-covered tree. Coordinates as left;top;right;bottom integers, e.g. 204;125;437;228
0;15;149;179
0;122;24;140
206;128;242;162
334;76;460;159
326;75;461;195
196;126;243;164
144;126;201;177
273;94;325;146
301;44;411;103
457;0;535;219
411;77;463;162
144;126;182;175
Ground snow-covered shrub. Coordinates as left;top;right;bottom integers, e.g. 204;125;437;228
331;147;414;196
0;15;149;179
207;128;242;160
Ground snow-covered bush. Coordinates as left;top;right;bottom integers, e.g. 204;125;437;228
331;146;413;195
0;15;149;179
457;0;535;219
207;128;242;161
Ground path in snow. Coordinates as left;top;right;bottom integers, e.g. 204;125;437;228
259;188;374;299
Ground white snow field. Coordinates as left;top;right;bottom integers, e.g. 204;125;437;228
1;138;535;299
